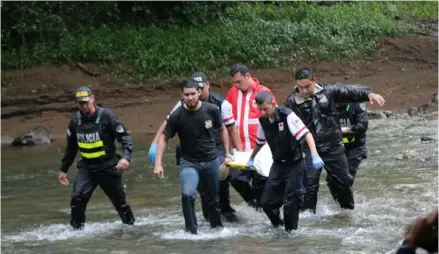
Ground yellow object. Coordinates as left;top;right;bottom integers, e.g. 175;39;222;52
226;161;248;169
342;137;355;144
76;91;88;97
78;140;106;159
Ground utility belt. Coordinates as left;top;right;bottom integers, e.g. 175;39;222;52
273;159;299;165
78;154;121;175
273;152;303;165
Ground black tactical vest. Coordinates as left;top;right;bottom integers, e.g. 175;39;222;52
76;108;110;164
337;103;366;147
259;107;302;163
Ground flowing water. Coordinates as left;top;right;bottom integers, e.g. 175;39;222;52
2;113;438;254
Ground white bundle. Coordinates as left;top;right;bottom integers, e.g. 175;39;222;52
231;143;273;177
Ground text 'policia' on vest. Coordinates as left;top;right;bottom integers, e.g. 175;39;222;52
76;107;106;160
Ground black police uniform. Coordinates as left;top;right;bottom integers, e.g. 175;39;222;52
175;90;238;221
257;107;307;232
285;83;372;213
60;106;135;229
336;103;368;179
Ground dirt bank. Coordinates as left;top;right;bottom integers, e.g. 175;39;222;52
1;35;438;141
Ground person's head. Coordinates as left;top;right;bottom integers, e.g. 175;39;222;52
295;68;317;98
74;86;96;115
255;91;276;118
190;72;210;101
182;79;201;109
230;63;253;92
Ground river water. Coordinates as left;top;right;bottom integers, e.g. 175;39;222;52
2;112;438;254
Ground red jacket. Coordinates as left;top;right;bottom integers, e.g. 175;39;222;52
226;78;277;151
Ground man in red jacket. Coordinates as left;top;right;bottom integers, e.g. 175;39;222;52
226;63;278;209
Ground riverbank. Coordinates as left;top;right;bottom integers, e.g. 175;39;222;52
1;35;437;142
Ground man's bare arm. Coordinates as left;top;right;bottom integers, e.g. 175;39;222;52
155;134;169;166
227;125;242;151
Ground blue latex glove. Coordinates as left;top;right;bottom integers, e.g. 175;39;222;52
247;158;254;170
148;144;157;164
311;153;324;169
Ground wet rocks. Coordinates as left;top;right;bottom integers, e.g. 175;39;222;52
421;136;436;143
11;126;52;146
408;107;419;116
402;150;416;161
418;104;430;113
432;93;438;104
383;110;393;118
367;111;386;120
407;94;438;116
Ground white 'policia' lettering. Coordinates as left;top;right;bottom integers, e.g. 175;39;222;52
77;132;101;143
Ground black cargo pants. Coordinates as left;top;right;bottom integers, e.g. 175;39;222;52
302;145;354;213
70;160;135;229
260;159;306;232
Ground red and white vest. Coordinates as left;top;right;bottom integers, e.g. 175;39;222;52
226;78;277;151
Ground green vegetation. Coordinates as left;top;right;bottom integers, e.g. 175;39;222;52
1;1;437;83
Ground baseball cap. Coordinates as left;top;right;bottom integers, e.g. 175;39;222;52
74;86;93;102
190;72;208;88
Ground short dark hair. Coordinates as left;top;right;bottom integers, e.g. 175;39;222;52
295;68;314;80
230;63;249;77
255;91;273;106
183;79;199;90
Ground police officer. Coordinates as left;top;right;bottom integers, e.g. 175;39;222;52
153;79;226;234
147;72;241;222
247;91;324;232
58;86;135;229
285;68;385;213
336;102;368;180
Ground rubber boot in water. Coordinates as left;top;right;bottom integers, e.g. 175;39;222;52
182;194;198;234
263;206;284;228
117;204;135;225
219;180;240;222
70;201;86;230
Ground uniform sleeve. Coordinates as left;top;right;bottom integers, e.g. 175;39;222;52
256;122;266;146
212;104;223;129
166;100;183;120
286;112;310;141
108;110;134;161
60;118;78;173
326;84;371;103
351;103;368;133
164;112;177;138
221;100;235;127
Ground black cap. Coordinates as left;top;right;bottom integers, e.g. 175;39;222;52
190;72;208;88
74;86;93;102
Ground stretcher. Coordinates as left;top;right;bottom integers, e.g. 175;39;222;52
220;144;273;180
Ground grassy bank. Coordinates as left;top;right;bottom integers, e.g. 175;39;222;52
1;1;437;83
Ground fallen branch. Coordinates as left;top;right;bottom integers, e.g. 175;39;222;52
75;62;100;77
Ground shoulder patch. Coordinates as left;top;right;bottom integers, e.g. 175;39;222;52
116;125;125;133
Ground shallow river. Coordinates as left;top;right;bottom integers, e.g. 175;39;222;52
1;112;438;254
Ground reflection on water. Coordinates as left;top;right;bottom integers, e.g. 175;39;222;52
1;113;438;254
